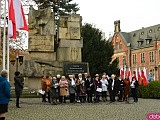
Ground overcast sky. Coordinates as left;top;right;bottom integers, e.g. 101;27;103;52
74;0;160;38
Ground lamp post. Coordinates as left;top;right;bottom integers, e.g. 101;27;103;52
16;54;19;71
10;49;24;72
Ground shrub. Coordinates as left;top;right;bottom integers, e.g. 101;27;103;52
138;81;160;99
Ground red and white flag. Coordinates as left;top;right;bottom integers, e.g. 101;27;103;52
138;67;142;85
124;67;126;79
128;68;132;82
141;67;148;86
120;67;124;78
8;0;28;39
133;68;138;80
8;0;16;38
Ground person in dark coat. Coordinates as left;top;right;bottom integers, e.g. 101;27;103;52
76;78;81;103
117;76;125;102
108;74;118;102
85;76;94;103
14;71;24;108
79;80;86;103
123;76;130;102
68;74;76;103
56;74;61;103
93;74;102;103
130;77;139;103
0;70;11;120
83;73;88;82
50;77;59;105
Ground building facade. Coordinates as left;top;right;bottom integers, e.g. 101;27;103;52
112;20;160;80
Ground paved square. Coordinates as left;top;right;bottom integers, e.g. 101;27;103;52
7;98;160;120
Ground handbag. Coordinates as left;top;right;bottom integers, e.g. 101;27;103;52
96;88;102;92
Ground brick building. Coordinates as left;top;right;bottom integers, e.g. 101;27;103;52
111;20;160;80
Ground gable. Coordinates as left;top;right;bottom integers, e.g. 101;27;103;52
112;33;128;52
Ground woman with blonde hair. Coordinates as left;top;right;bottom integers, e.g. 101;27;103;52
59;76;69;103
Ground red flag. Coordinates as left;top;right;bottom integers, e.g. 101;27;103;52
128;68;132;82
133;68;138;80
8;0;28;39
138;67;142;85
8;0;16;38
120;67;124;78
141;67;148;86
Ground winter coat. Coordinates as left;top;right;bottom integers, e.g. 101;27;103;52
50;80;59;98
59;80;69;96
41;78;47;92
100;79;108;91
14;76;24;97
0;76;11;104
46;79;51;92
85;79;94;94
68;79;76;94
117;79;125;91
80;84;86;96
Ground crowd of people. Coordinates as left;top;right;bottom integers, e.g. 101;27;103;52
40;72;139;105
0;69;139;120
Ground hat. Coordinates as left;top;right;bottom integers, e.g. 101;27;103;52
95;74;99;77
52;77;56;80
57;74;61;78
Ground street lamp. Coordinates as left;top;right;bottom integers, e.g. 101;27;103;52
16;54;19;71
10;49;24;71
15;55;24;71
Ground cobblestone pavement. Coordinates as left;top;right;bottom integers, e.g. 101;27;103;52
6;98;160;120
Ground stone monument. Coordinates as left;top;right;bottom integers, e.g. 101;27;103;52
24;7;83;90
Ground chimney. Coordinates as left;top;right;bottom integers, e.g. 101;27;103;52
114;20;121;33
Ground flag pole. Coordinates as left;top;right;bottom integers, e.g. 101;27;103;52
3;0;7;70
7;0;10;82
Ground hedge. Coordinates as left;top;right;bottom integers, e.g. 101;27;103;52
138;81;160;99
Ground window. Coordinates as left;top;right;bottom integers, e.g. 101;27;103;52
116;35;118;40
116;57;119;66
122;56;126;66
138;41;143;46
149;29;152;33
141;53;145;63
149;51;154;62
146;39;151;45
133;54;137;64
141;31;144;35
158;27;160;31
119;44;122;49
115;42;118;50
149;69;154;80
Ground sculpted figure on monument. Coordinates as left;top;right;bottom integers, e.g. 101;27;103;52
28;7;54;35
